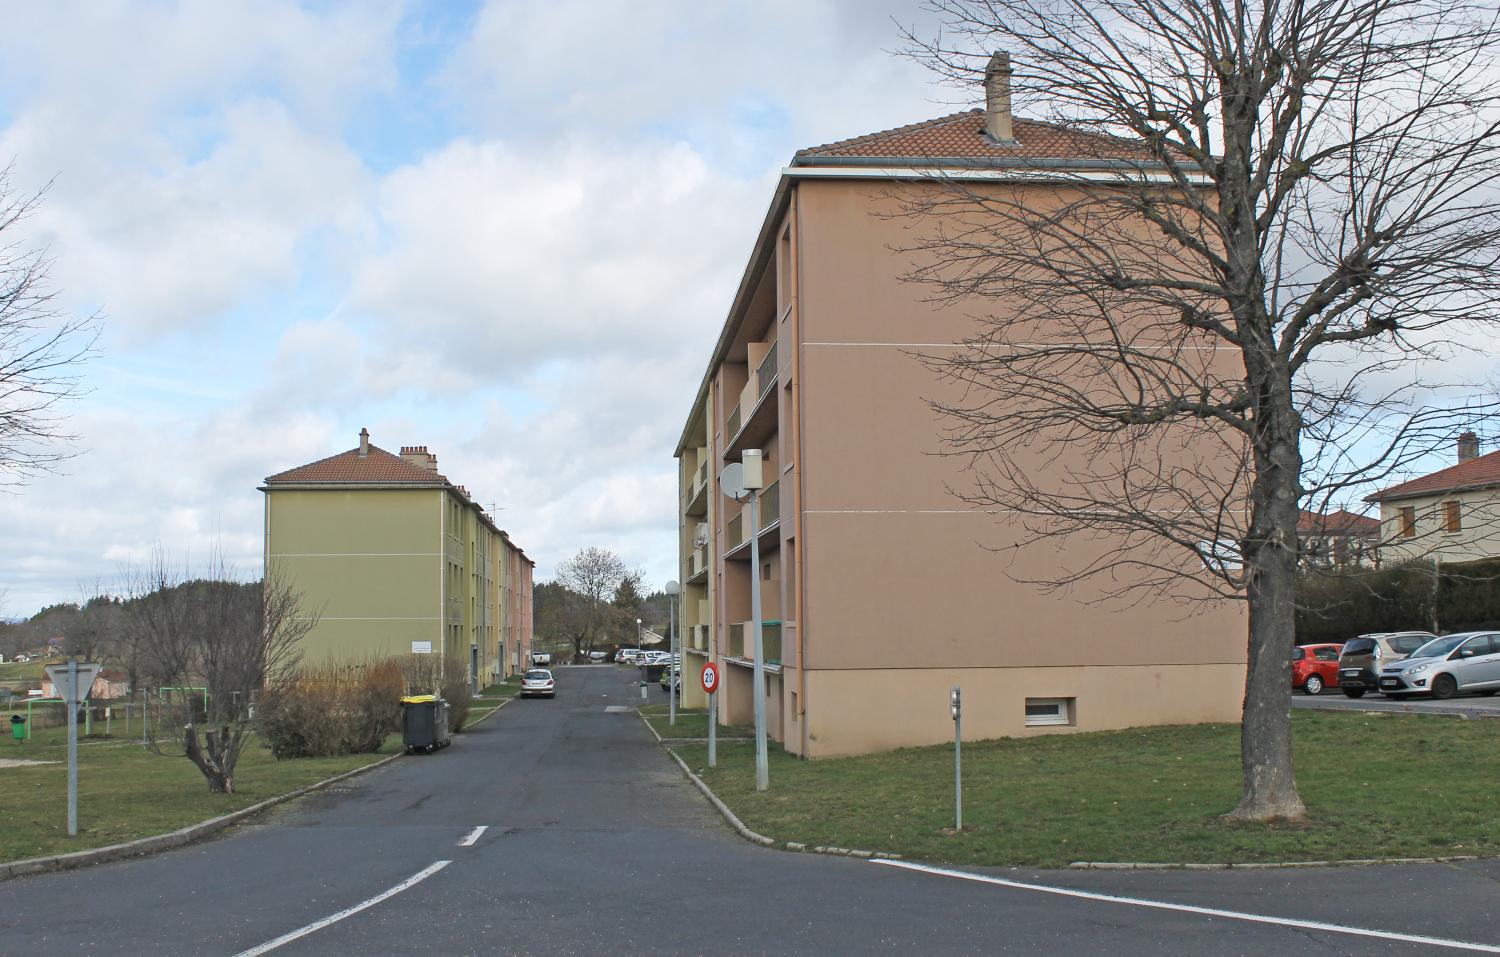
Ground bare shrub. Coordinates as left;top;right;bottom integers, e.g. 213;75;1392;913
259;658;403;759
398;653;473;733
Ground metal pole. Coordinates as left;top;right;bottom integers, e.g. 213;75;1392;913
67;659;78;837
708;689;717;768
749;489;768;791
668;593;677;727
637;619;646;701
954;690;963;831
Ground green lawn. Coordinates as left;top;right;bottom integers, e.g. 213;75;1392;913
0;659;48;682
670;711;1500;867
640;706;753;739
1;726;400;862
480;675;524;698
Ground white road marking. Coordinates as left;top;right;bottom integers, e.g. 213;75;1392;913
872;860;1500;953
231;860;451;957
458;825;487;846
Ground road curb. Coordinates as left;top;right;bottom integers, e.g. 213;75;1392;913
463;694;513;729
1070;854;1481;870
0;750;403;884
642;712;901;861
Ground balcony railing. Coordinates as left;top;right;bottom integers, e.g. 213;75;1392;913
757;341;778;397
727;512;744;550
763;621;782;665
696;458;708;489
729;622;745;658
759;480;779;530
727;403;741;440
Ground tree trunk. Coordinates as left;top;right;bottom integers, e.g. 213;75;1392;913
1230;375;1308;822
183;723;239;794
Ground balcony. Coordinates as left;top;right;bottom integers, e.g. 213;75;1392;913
727;621;781;665
756;341;778;398
759;480;779;531
727;511;744;551
685;546;708;584
726;403;741;441
725;486;780;561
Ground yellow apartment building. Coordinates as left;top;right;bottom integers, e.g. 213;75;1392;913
262;430;534;686
675;58;1247;758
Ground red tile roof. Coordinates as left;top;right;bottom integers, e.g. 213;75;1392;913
1297;509;1380;534
794;110;1158;164
1367;449;1500;503
264;444;449;485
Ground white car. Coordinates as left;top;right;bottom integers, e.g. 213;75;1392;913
520;669;556;698
531;652;552;666
587;650;608;663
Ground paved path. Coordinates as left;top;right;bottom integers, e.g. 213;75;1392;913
1294;692;1500;718
2;665;1498;955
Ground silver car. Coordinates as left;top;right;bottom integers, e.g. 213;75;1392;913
1378;632;1500;699
520;668;556;698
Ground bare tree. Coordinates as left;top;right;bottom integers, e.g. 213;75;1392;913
0;166;98;486
555;547;632;660
124;553;313;792
905;0;1500;820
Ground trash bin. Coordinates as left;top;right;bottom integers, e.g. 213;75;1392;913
400;695;451;754
10;714;24;742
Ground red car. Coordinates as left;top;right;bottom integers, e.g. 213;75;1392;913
1292;643;1343;695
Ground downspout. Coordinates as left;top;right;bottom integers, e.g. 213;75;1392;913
438;491;446;684
790;186;810;758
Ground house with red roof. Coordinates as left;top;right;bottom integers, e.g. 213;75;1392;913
1297;509;1381;568
261;430;533;686
1366;431;1500;564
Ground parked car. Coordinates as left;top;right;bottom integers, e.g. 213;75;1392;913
1336;631;1435;698
531;652;552;666
588;650;609;663
520;669;556;698
617;648;644;664
1291;643;1343;695
1378;632;1500;699
659;665;681;693
643;650;671;665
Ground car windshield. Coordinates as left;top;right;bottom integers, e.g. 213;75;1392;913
1341;638;1375;656
525;670;551;680
1408;635;1467;660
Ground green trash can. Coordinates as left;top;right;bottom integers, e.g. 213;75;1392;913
400;695;451;754
10;714;25;742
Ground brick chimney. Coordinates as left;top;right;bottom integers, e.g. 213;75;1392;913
400;445;438;471
1458;431;1479;463
984;51;1018;146
358;427;369;458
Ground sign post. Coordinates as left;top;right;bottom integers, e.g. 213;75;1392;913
702;662;720;768
950;686;962;831
45;660;101;837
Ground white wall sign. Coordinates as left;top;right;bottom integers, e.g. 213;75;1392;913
412;641;433;654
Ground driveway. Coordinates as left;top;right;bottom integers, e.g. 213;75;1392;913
1;665;1497;955
1294;692;1500;719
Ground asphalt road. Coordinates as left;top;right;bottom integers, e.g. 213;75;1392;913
1293;691;1500;718
3;665;1499;956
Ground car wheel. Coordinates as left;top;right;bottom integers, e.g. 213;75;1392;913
1431;673;1458;700
1342;688;1366;699
1303;675;1324;696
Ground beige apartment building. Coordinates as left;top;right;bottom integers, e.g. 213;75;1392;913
675;59;1246;758
262;430;534;687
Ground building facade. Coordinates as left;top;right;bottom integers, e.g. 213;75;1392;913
1368;432;1500;565
262;430;533;686
674;60;1247;758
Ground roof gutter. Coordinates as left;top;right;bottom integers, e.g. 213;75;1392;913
791;154;1201;172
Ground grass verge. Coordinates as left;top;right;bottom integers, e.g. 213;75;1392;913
480;675;524;698
669;710;1500;867
1;726;400;862
640;706;753;739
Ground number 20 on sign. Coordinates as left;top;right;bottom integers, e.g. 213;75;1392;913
701;662;719;694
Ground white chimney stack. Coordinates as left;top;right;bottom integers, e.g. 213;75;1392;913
358;427;370;458
984;51;1018;145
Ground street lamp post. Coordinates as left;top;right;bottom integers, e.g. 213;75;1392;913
637;618;646;701
665;580;680;727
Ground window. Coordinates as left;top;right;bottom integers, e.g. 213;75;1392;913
1025;698;1072;727
1400;506;1416;538
1444;500;1462;533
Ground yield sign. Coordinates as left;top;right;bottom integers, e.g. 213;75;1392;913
45;662;102;704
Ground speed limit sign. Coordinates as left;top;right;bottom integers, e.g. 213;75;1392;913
701;662;720;694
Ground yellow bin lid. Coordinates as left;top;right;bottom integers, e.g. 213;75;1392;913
400;694;438;705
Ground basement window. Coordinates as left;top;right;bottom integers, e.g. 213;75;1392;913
1025;698;1073;727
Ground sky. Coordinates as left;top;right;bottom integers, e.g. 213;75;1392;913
0;0;955;618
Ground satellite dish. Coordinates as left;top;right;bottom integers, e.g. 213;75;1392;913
720;462;749;502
